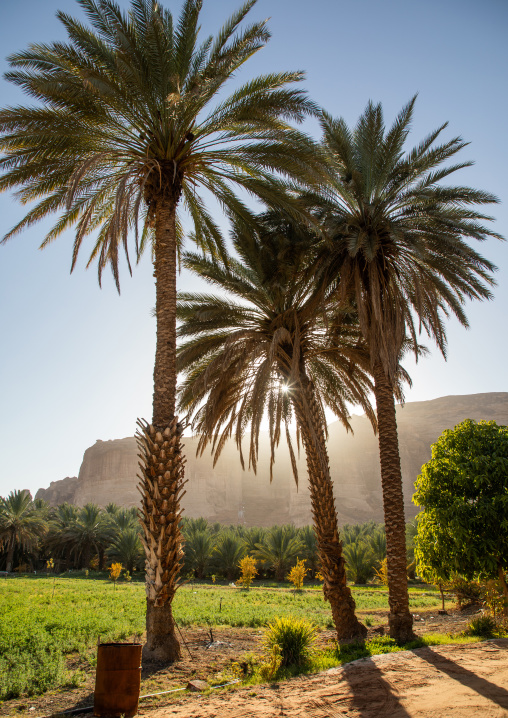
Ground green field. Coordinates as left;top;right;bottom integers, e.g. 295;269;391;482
0;575;445;701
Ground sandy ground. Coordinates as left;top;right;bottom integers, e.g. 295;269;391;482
143;638;508;718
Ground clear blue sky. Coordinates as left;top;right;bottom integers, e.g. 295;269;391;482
1;0;507;497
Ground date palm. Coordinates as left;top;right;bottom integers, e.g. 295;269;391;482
310;97;501;641
177;211;376;638
0;491;47;572
0;0;321;660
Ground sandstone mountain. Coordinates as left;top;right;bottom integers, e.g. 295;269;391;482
35;392;508;526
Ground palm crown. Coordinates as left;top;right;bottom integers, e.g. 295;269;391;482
0;0;320;288
177;211;375;478
311;96;501;380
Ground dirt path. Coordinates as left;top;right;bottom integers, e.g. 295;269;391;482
144;639;508;718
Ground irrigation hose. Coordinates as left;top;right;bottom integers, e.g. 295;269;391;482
38;678;241;717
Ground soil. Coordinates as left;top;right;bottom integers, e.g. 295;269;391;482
2;607;507;718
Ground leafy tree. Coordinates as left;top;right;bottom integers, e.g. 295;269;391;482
0;491;47;571
0;0;321;661
177;211;375;638
308;98;501;641
414;419;508;610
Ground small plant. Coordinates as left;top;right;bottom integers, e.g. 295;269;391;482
108;563;123;588
287;559;308;591
481;579;505;618
258;644;282;681
46;558;54;574
89;556;99;571
364;616;374;627
448;575;482;609
85;569;89;579
238;555;257;589
124;570;132;582
264;616;316;668
374;558;388;586
464;614;498;638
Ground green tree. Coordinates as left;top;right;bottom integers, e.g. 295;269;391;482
309;98;500;641
253;526;303;582
0;0;322;661
0;491;47;572
107;528;145;574
343;541;376;585
211;530;246;580
177;211;375;638
414;419;508;609
63;504;113;569
182;527;215;579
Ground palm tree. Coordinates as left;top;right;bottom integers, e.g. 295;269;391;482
211;530;246;580
0;0;322;660
0;491;47;572
309;97;501;641
177;211;376;638
253;526;303;581
107;528;144;574
63;504;113;569
342;541;376;585
182;527;215;579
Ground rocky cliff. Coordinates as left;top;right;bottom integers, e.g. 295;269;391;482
35;392;508;526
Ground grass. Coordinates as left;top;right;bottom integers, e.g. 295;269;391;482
0;575;450;701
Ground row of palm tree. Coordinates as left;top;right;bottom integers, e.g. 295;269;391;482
0;0;500;658
0;492;144;573
2;491;400;583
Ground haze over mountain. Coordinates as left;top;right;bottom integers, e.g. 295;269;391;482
36;392;508;526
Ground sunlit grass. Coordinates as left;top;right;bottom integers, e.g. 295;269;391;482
0;575;446;700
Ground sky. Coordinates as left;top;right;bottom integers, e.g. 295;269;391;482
0;0;507;498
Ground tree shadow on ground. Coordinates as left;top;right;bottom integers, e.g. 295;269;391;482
415;644;508;710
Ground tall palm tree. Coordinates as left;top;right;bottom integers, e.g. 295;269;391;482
0;491;47;572
177;212;376;638
309;97;501;641
0;0;322;660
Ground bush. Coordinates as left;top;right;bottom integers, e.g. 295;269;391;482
264;616;316;668
448;576;482;609
464;614;498;638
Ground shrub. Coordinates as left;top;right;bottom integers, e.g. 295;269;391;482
238;555;257;589
286;558;308;591
464;614;498;638
448;576;482;609
108;562;123;588
264;616;316;668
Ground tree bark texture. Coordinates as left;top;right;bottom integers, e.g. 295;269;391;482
137;200;185;662
6;532;15;573
373;361;415;643
293;373;367;640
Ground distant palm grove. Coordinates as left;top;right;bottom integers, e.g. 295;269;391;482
0;0;501;655
0;490;417;585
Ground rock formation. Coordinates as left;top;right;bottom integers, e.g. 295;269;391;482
35;476;78;505
35;392;508;526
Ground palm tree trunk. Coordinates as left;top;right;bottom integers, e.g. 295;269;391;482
137;200;184;662
294;374;366;640
373;361;415;643
6;530;15;572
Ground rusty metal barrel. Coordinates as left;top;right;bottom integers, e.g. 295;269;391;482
94;643;142;717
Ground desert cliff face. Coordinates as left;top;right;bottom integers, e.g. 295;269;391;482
36;392;508;526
